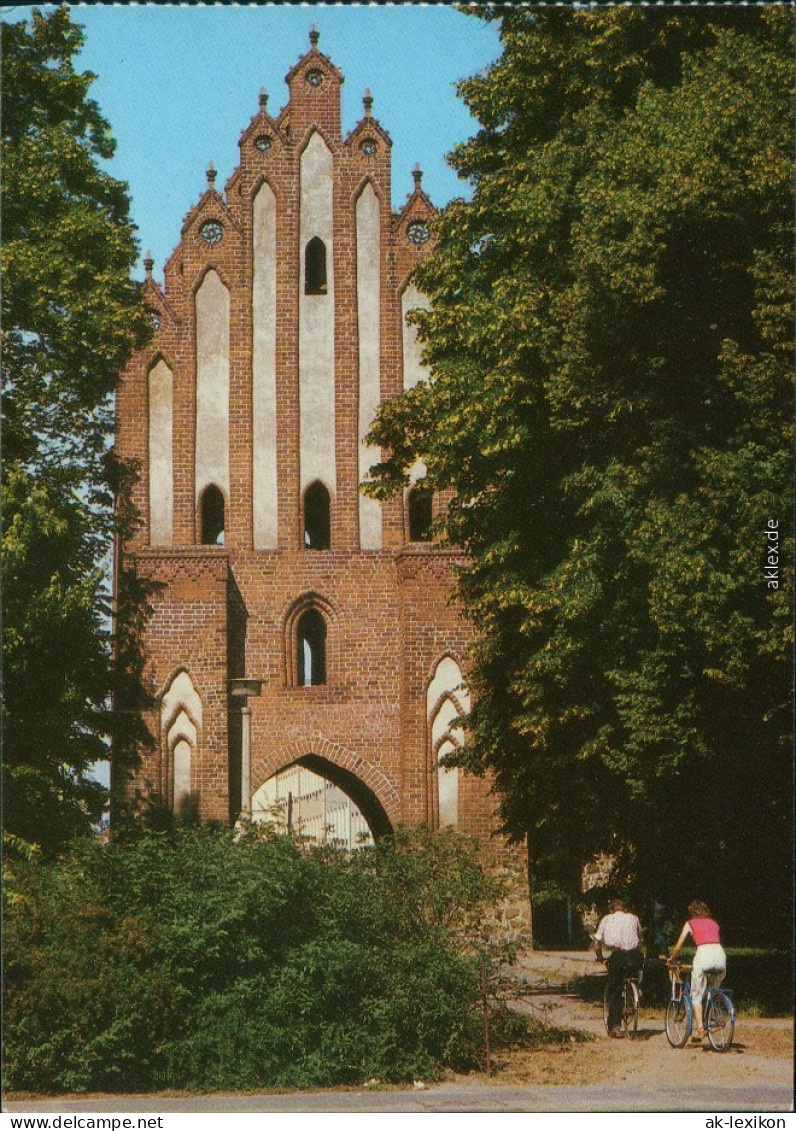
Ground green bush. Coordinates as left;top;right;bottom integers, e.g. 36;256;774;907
3;825;526;1093
3;840;177;1093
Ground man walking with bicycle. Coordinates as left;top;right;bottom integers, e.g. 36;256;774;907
593;898;644;1038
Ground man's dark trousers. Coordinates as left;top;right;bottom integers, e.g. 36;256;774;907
606;948;643;1030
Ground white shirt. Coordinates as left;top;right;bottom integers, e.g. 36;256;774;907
595;910;642;951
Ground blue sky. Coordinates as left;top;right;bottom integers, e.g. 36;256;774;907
4;4;501;281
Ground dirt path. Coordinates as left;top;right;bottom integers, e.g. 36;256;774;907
486;950;793;1094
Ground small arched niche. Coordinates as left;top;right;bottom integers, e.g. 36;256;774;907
200;484;226;545
305;236;327;295
304;480;331;549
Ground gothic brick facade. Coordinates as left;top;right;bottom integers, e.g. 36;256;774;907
114;31;498;842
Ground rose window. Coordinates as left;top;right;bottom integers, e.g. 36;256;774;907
407;221;430;246
199;220;223;246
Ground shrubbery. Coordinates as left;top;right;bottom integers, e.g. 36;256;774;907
4;826;534;1094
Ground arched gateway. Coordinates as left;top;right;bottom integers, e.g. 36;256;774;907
113;30;497;845
252;753;393;846
251;740;397;843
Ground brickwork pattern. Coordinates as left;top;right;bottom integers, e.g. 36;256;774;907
116;33;497;840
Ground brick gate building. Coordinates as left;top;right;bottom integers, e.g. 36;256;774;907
114;30;497;843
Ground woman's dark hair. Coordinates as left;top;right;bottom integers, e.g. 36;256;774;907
688;899;712;918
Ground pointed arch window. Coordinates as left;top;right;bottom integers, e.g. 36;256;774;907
297;607;327;686
200;484;226;545
304;481;331;549
408;486;433;542
305;236;327;295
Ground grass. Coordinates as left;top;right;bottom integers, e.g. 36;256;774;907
714;949;791;1017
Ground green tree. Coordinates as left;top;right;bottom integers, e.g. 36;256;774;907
366;7;793;939
2;8;151;851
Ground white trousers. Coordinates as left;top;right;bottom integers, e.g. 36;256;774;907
691;943;727;1007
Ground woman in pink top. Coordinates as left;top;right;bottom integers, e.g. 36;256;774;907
669;900;727;1042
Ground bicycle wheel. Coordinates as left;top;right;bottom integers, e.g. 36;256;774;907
665;997;691;1047
706;991;734;1052
603;982;610;1033
623;980;639;1037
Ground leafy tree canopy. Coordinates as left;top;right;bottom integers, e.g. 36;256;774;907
366;6;793;939
2;8;151;852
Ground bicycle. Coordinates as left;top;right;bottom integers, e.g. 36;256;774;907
601;959;642;1038
665;961;735;1052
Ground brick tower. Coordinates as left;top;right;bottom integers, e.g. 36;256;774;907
114;31;496;842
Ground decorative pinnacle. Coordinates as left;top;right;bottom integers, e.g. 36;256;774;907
309;24;319;47
206;161;217;187
259;86;268;109
363;88;373;117
143;250;154;277
412;163;423;186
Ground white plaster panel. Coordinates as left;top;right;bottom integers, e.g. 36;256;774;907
407;460;428;490
160;673;201;812
437;739;459;828
299;133;336;494
148;359;174;546
356;183;382;549
403;286;432;491
427;655;467;830
168;708;197;749
195;270;230;500
427;657;467;717
252;183;278;549
165;706;197;812
431;697;461;748
161;671;202;733
401;284;432;391
173;738;192;807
